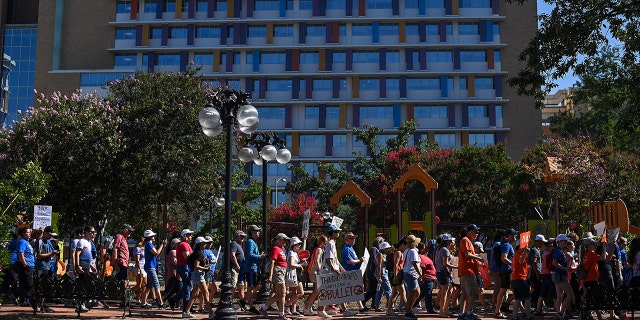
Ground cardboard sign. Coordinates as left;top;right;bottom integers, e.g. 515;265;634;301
302;209;310;238
519;231;531;249
360;248;370;277
451;256;459;285
33;205;53;230
606;227;620;244
317;270;365;306
332;216;344;228
594;221;606;236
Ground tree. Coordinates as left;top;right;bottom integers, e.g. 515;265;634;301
507;0;640;110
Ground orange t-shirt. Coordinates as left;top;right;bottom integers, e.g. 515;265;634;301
458;237;475;276
583;251;599;282
511;250;529;280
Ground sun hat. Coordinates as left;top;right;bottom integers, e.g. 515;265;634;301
290;236;302;245
583;237;598;247
406;235;421;247
582;232;595;239
143;230;156;238
379;242;391;250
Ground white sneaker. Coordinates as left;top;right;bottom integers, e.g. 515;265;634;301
304;308;318;316
343;309;358;316
319;311;333;318
327;308;339;315
182;312;196;318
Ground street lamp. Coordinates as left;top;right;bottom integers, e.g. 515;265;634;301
209;196;225;234
238;132;291;303
199;87;259;320
275;178;287;208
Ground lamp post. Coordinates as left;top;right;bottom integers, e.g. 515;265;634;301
199;87;259;320
209;196;225;234
238;132;291;303
275;178;287;208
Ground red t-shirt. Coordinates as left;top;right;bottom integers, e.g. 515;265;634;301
420;254;437;280
113;233;129;266
271;246;287;267
511;250;529;280
458;237;475;276
175;241;193;266
583;251;599;282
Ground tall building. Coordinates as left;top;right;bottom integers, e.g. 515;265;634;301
1;0;540;202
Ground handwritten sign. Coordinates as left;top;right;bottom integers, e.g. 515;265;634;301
317;270;364;306
594;221;606;237
33;205;52;230
332;216;344;228
519;231;531;249
302;209;310;238
360;248;370;277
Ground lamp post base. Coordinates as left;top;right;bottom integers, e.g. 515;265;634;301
255;281;271;304
213;272;237;320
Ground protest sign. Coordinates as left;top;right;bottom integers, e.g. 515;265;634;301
332;216;344;228
360;248;370;277
302;209;310;238
317;270;365;306
33;205;53;230
519;231;531;249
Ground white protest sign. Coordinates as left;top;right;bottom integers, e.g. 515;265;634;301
451;256;460;285
606;227;620;244
33;205;52;230
302;209;310;238
317;270;365;306
332;216;344;228
594;221;606;236
360;248;370;277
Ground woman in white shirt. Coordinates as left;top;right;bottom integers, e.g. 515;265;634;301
402;235;422;319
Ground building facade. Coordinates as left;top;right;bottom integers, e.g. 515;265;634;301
1;0;541;201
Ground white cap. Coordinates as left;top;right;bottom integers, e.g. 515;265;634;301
143;230;156;238
181;229;195;237
473;241;484;252
290;236;302;245
379;242;391;250
535;234;547;242
195;236;212;245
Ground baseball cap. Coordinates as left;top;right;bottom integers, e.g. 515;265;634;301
44;226;58;237
556;234;570;241
582;238;597;247
582;232;595;239
345;232;358;239
205;235;213;242
195;236;206;244
505;228;519;236
466;224;480;232
122;224;134;232
143;230;156;238
441;233;454;241
235;230;247;237
247;225;261;232
275;233;290;240
535;234;547;242
379;242;391;250
327;224;342;232
473;241;484;252
181;229;195;237
290;236;302;245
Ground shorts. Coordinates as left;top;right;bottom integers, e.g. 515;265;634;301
237;266;246;283
437;269;452;286
145;268;160;289
114;264;129;280
403;272;419;291
273;265;286;284
191;269;206;284
460;274;479;296
231;268;239;286
511;279;531;300
540;274;556;299
245;270;261;287
500;271;512;289
552;271;568;284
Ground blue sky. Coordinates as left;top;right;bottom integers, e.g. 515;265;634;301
537;0;578;90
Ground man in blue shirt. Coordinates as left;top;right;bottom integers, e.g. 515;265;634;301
341;232;365;312
244;225;264;314
494;228;516;318
16;227;35;305
34;226;58;312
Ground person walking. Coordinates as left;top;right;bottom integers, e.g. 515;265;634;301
304;235;328;317
495;228;517;319
403;235;422;319
164;238;181;310
244;225;264;314
341;232;366;312
230;230;247;310
436;234;457;318
185;237;213;319
363;236;384;311
414;242;437;313
132;237;147;304
259;233;291;320
33;226;58;312
374;241;393;313
387;237;408;316
458;224;484;320
285;236;307;316
111;224;134;285
552;234;575;320
511;242;532;320
14;227;35;307
141;229;167;309
172;229;195;318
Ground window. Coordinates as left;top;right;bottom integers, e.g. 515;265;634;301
435;133;456;148
469;133;495;147
116;0;131;13
475;77;494;90
406;23;419;35
305;107;319;119
116;27;136;40
193;53;213;65
255;0;280;10
196;26;220;38
300;52;319;64
165;0;176;12
360;106;392;118
327;0;346;9
267;80;291;91
359;78;380;91
313;79;332;91
406;78;439;90
468;105;488;117
387;78;399;90
494;50;501;62
150;27;162;39
386;51;400;63
426;0;444;7
170;27;188;39
261;52;286;64
274;25;293;37
248;25;266;38
352;24;372;36
259;107;285;119
216;1;228;12
300;0;313;10
458;23;479;35
196;0;208;11
327;106;340;119
366;0;392;8
496;106;503;118
427;51;452;62
415;106;447;118
300;135;326;147
460;0;490;7
353;51;379;63
379;24;399;36
144;1;156;13
333;134;347;147
333;51;346;63
306;25;325;37
493;23;500;35
460;77;467;89
460;50;486;62
405;0;419;8
114;54;137;67
156;54;180;65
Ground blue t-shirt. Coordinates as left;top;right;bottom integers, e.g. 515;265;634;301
204;248;216;276
34;238;53;271
552;247;567;277
17;238;35;268
144;241;157;269
244;238;261;272
500;242;514;273
341;245;360;271
8;239;17;264
489;241;501;273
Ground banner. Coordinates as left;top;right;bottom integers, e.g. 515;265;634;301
317;270;365;306
33;205;53;230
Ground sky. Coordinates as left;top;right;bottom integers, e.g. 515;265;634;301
536;0;578;90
